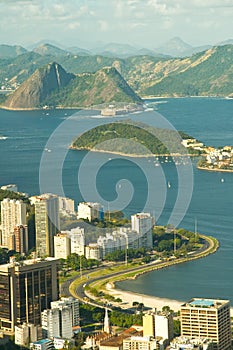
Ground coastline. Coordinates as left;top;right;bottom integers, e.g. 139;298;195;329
197;165;233;173
106;283;183;312
78;235;219;312
69;146;197;158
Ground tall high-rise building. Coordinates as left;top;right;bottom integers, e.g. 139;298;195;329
0;198;26;248
180;298;231;350
10;225;28;254
35;194;60;257
0;257;59;335
131;213;154;249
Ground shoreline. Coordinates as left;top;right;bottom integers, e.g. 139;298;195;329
197;165;233;173
106;283;183;312
69;146;197;158
82;235;219;312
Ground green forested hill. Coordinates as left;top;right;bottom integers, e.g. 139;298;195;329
71;121;198;156
143;45;233;96
1;44;233;98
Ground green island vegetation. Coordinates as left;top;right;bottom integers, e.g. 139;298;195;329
71;121;200;156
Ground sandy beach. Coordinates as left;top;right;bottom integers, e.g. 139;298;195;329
106;283;233;316
106;282;183;311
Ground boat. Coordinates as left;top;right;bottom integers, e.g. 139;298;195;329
221;178;224;183
168;181;171;188
0;135;7;140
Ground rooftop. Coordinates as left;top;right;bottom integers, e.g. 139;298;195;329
183;298;230;309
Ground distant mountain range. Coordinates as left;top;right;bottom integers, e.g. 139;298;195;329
2;37;233;59
3;62;142;109
0;39;233;106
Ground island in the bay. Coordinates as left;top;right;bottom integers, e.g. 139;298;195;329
70;121;200;157
71;122;233;172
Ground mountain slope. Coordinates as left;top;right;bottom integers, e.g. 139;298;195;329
33;43;70;56
4;62;75;109
141;45;233;96
3;64;142;109
0;44;27;58
43;66;143;107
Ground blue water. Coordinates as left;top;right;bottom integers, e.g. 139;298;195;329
0;97;233;302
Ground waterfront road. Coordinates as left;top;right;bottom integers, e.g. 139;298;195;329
61;234;217;311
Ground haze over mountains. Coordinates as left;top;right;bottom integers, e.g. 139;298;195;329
1;37;233;59
1;37;233;109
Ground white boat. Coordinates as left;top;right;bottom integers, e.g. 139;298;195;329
0;136;7;140
168;181;171;188
221;178;224;183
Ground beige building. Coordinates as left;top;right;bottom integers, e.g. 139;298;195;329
0;198;26;248
143;313;155;338
85;243;102;260
35;193;60;257
180;298;231;350
123;336;157;350
143;311;173;344
54;233;71;259
0;257;59;335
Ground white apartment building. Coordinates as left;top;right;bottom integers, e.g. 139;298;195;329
155;313;174;342
0;198;26;248
42;297;79;340
54;233;71;259
15;323;38;347
131;213;154;249
77;202;104;221
58;196;75;215
68;227;85;256
41;308;60;338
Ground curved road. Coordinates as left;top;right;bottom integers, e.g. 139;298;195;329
61;234;217;311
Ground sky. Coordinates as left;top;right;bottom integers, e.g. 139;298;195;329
0;0;233;49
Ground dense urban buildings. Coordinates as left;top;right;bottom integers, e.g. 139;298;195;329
34;193;60;257
0;257;59;334
180;298;231;350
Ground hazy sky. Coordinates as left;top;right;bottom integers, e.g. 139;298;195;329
0;0;233;49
